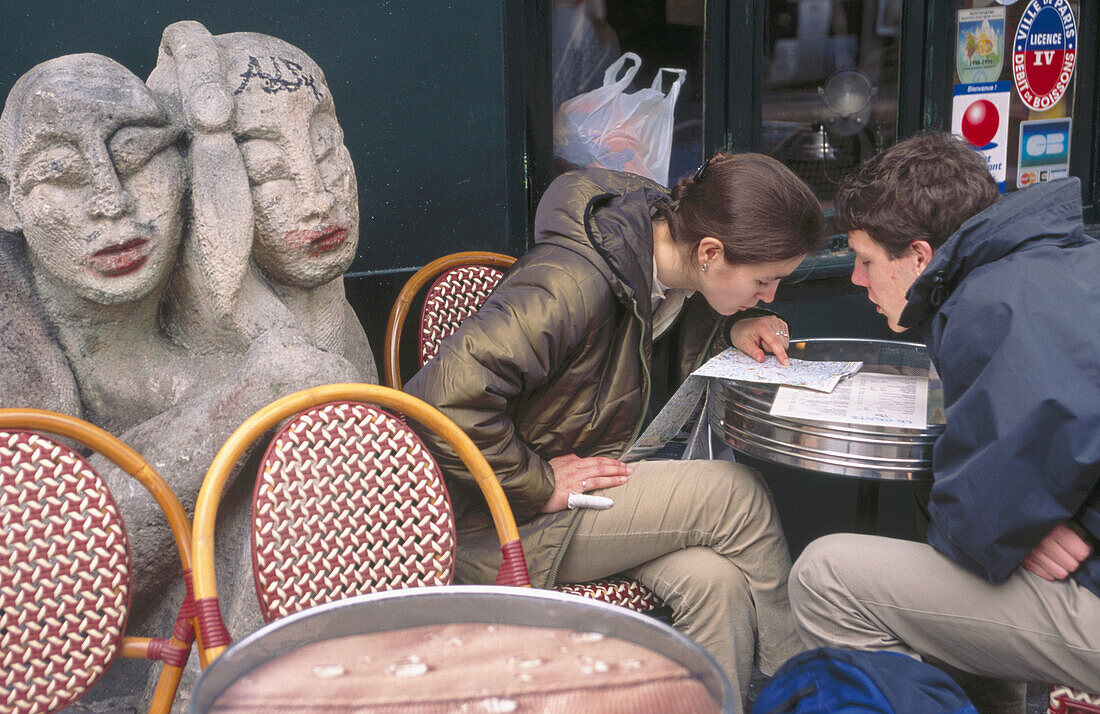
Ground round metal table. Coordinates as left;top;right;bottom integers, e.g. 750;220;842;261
708;338;944;531
190;586;735;713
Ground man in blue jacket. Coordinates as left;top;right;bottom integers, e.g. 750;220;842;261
788;132;1100;707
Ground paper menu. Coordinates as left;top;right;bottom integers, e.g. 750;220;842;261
691;348;863;393
769;372;929;429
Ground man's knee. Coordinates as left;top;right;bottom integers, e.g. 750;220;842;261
789;533;867;612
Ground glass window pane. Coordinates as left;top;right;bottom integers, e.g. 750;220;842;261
551;0;707;187
950;0;1080;194
762;0;902;210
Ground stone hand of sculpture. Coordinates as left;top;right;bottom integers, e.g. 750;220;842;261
150;21;292;353
152;23;378;381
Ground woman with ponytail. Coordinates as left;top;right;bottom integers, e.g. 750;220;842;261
406;155;824;711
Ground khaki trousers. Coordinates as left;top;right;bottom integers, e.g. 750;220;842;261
789;533;1100;695
556;459;803;712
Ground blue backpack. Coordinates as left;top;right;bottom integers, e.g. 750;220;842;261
752;647;978;714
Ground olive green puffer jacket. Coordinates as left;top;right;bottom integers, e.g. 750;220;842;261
405;169;737;588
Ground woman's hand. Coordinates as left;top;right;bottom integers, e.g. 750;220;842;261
730;315;791;365
1021;522;1093;581
540;454;632;513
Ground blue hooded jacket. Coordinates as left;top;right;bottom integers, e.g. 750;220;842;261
898;178;1100;597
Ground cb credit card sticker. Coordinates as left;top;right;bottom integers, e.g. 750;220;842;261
1012;0;1077;111
1017;118;1071;188
952;82;1011;192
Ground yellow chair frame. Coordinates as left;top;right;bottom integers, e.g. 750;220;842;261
191;383;529;665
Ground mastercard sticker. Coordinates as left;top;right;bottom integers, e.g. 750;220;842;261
951;82;1011;192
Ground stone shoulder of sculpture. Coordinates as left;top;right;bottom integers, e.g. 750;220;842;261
0;231;80;415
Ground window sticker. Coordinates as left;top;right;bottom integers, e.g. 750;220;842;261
1012;0;1077;111
957;7;1006;84
952;82;1012;192
1017;118;1071;188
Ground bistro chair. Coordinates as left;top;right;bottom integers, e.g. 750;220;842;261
0;409;196;714
383;250;516;389
190;383;530;665
384;252;664;615
1049;686;1100;714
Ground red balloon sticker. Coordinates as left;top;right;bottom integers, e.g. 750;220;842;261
961;99;1000;148
1012;0;1077;111
952;82;1011;192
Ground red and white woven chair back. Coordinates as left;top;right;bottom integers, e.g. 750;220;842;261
251;402;457;622
419;265;506;366
1049;686;1100;714
1;430;131;714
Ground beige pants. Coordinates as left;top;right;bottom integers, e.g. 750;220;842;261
556;459;803;712
789;533;1100;695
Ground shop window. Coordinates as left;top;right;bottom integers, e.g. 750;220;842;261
947;0;1081;195
762;0;902;209
551;0;706;186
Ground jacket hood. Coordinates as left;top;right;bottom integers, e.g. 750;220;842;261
900;178;1086;328
533;168;669;310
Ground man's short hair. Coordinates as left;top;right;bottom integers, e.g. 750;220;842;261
834;131;1000;258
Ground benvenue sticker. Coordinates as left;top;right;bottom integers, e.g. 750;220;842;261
1012;0;1077;111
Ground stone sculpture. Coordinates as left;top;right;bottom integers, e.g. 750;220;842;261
0;45;371;711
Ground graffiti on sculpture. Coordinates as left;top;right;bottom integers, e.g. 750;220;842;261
234;55;324;100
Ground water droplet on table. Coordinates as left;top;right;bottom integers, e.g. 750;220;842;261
386;655;430;678
478;697;518;713
311;664;345;679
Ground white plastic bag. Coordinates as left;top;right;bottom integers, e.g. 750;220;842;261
554;52;686;186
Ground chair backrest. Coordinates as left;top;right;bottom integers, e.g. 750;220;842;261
384;251;516;388
0;410;194;714
250;400;456;622
192;383;530;665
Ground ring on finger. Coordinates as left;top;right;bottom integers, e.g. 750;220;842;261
775;331;789;338
581;480;587;490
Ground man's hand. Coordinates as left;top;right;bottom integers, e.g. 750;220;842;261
1021;523;1093;581
730;315;791;365
540;454;631;514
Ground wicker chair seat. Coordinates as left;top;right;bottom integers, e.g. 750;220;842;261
1049;686;1100;714
555;576;663;613
387;254;665;615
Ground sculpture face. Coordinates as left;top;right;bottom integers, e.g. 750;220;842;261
222;35;359;289
1;55;184;306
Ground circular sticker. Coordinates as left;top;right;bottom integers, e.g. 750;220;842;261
1012;0;1077;111
961;99;1000;148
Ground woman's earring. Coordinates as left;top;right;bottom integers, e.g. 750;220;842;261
700;263;708;273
